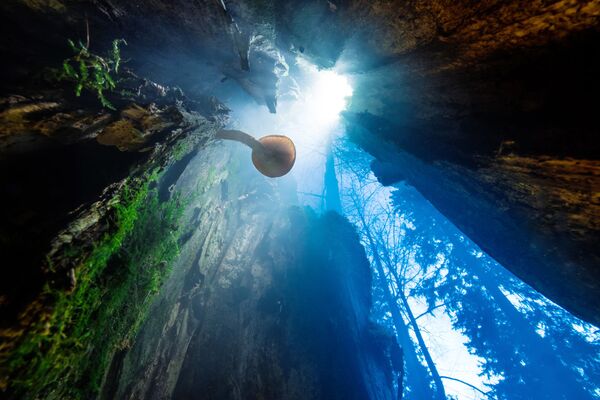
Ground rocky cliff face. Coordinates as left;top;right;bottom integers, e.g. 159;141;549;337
100;147;400;400
0;74;220;335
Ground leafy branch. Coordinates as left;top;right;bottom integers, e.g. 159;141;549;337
58;38;127;110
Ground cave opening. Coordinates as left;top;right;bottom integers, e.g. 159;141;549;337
225;56;354;205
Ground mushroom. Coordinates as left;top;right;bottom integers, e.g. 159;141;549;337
216;129;296;177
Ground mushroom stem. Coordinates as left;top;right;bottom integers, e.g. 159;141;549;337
216;129;264;152
215;129;296;178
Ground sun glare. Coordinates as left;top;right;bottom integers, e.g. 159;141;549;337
230;60;353;203
298;60;353;125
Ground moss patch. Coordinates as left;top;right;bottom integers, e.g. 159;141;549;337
5;170;190;399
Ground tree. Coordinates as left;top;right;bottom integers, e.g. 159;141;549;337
333;137;599;399
391;187;599;400
335;140;446;399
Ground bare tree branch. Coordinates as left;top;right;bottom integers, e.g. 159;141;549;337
415;303;448;321
439;376;495;399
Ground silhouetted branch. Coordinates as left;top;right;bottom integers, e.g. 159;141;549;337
415;303;447;321
439;376;494;398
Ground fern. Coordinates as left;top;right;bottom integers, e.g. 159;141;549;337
58;38;127;110
112;39;126;73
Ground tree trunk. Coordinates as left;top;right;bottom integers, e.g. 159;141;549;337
355;207;439;399
397;288;447;400
380;246;447;400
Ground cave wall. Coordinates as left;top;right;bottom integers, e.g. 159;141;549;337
101;146;400;400
354;131;599;327
0;0;259;350
0;0;285;111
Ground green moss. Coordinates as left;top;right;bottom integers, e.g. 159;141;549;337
171;139;193;161
6;170;189;399
56;38;127;110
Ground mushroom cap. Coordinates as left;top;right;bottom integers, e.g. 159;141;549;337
251;135;296;178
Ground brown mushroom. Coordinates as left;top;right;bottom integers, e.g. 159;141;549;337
216;130;296;178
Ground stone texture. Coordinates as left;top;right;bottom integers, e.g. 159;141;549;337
0;70;222;357
100;145;400;400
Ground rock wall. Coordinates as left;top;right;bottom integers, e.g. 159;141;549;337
100;145;400;400
0;0;286;112
0;3;400;397
358;136;600;327
0;73;220;337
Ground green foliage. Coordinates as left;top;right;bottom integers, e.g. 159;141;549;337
7;171;189;399
171;139;193;161
58;38;127;110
